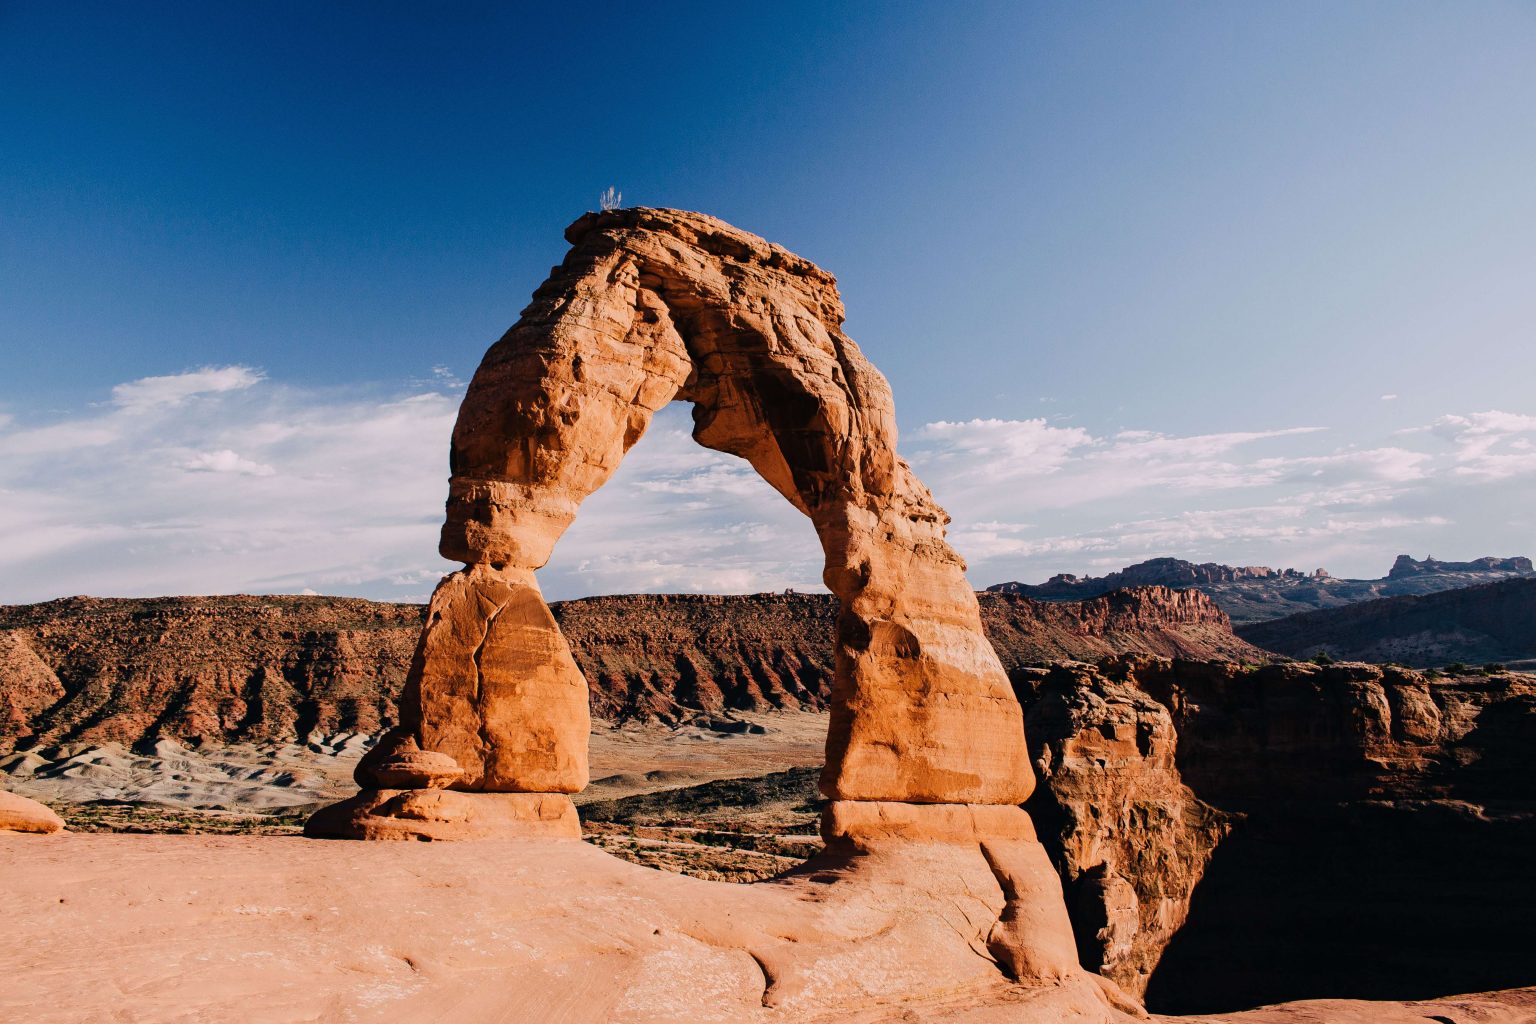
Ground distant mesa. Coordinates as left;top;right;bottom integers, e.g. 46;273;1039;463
989;554;1535;625
1238;576;1536;669
1387;553;1533;578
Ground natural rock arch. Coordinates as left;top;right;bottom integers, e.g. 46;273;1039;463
304;208;1110;998
309;208;1034;841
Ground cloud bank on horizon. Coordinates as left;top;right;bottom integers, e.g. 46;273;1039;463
1;366;1532;605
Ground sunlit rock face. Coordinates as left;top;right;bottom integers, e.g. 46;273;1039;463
304;207;1101;999
330;207;1035;838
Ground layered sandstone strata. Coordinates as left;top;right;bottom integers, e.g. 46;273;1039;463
1015;656;1536;1013
0;586;1258;751
1237;576;1536;667
1016;664;1233;999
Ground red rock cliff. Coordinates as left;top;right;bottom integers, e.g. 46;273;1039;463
1;586;1260;750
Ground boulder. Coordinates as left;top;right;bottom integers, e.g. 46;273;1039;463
0;790;64;834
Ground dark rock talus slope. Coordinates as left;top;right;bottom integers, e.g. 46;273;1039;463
0;586;1262;751
990;554;1534;624
1237;576;1536;668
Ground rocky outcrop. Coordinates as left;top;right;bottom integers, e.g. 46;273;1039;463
558;593;838;721
1014;656;1536;1013
980;587;1256;668
311;206;1105;995
1237;576;1536;668
991;554;1535;625
995;558;1301;596
0;630;65;741
365;206;1033;820
569;587;1257;723
1;587;1261;752
0;789;64;833
1017;664;1232;1000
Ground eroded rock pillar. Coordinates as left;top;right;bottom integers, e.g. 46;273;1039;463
306;233;691;841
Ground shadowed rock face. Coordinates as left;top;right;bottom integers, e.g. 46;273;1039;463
1017;664;1233;1000
362;207;1033;810
1014;656;1536;1013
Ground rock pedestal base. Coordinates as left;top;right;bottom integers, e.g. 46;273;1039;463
817;799;1135;1008
303;789;580;841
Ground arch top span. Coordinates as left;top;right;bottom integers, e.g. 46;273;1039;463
310;207;1035;839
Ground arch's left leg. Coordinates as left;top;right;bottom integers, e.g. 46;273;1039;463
306;255;691;840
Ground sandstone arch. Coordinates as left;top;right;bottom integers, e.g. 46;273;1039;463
308;208;1035;840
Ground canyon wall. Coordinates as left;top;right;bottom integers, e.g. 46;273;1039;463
1017;656;1536;1012
0;586;1259;752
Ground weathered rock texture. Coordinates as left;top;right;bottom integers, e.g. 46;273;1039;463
0;595;418;754
396;206;1031;814
1017;664;1233;1000
1013;656;1536;1013
992;554;1535;625
980;588;1255;669
10;832;1536;1024
305;207;1105;992
0;587;1257;753
1237;576;1536;668
0;789;64;833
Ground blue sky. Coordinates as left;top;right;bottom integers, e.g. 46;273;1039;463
2;3;1534;603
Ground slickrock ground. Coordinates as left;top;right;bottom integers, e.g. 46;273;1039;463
4;833;1533;1024
9;658;1533;1017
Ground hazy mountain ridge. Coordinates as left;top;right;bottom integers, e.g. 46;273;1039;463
1237;576;1536;668
988;554;1535;625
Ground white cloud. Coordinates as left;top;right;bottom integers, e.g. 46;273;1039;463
0;368;460;603
916;409;1536;587
1381;393;1398;401
179;449;275;476
1430;410;1536;480
920;418;1092;476
2;369;1532;602
110;366;264;412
